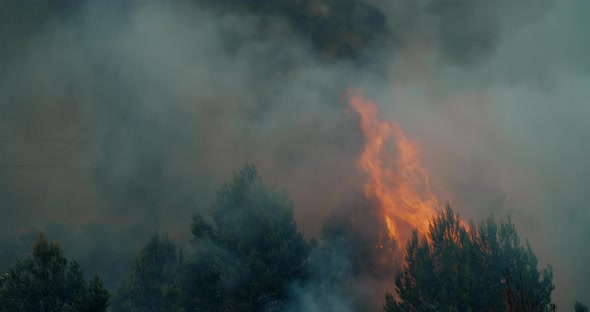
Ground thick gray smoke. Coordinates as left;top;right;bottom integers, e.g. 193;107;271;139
0;0;367;290
1;0;588;308
0;1;364;235
368;0;590;307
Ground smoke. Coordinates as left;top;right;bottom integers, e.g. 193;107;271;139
1;0;588;309
288;193;400;312
366;0;590;308
0;0;368;291
0;1;364;234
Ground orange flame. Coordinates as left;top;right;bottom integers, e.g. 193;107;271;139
347;91;439;241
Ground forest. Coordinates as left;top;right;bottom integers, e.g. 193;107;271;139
1;0;589;311
0;164;586;311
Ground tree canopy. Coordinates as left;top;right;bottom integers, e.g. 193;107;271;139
1;166;571;311
320;198;400;280
0;233;109;312
385;205;555;312
575;302;589;312
186;164;311;311
111;233;184;312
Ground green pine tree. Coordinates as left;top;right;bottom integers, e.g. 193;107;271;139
186;164;311;312
385;205;554;312
0;233;110;312
111;233;184;312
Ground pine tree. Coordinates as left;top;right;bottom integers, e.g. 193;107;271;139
0;233;110;312
385;205;554;312
111;233;184;312
187;164;311;312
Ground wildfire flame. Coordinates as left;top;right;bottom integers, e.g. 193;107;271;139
347;91;439;241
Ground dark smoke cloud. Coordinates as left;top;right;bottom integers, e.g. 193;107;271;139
1;0;588;309
0;0;361;232
0;0;368;291
372;0;553;66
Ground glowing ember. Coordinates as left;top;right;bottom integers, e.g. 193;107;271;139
347;91;439;241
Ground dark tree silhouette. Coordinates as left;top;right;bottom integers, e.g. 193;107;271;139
320;198;400;279
111;233;184;312
306;196;401;311
574;301;588;312
186;164;311;312
0;233;109;312
385;205;554;312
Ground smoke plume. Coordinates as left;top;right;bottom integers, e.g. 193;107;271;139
0;0;588;308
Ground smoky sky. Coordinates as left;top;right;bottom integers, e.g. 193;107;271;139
1;0;589;308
